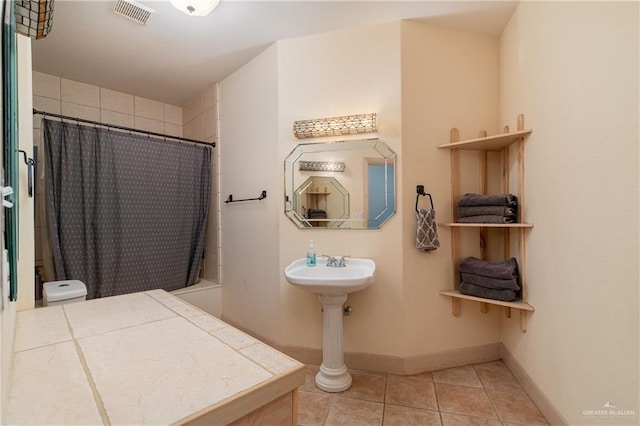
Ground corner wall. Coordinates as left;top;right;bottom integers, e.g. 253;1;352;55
499;2;639;423
219;44;282;343
182;84;220;283
400;21;502;357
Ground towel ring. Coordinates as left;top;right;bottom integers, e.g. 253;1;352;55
416;185;434;212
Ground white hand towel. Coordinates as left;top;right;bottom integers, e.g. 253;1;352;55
416;208;440;252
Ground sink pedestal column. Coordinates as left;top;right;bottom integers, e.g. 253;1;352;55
315;294;351;392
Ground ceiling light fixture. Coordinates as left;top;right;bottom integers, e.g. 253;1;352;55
169;0;220;16
15;0;55;40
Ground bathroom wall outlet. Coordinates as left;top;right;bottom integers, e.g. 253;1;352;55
352;211;364;220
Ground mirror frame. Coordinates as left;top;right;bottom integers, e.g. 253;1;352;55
284;138;396;230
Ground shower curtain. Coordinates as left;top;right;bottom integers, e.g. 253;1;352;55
43;119;212;299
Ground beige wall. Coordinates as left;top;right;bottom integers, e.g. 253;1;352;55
219;44;282;342
32;72;184;284
500;2;639;423
277;23;405;355
182;84;220;282
400;21;502;356
220;21;505;360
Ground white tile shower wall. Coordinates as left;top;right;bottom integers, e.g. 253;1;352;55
31;71;184;282
182;83;219;283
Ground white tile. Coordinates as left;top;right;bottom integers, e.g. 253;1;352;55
164;103;183;125
78;316;272;425
61;101;100;122
212;326;258;350
182;94;204;124
156;295;187;308
202;255;219;283
134;116;164;134
203;107;217;140
63;292;175;338
189;114;204;140
100;88;134;114
61;78;100;107
205;227;218;257
182;118;195;139
33;96;61;129
202;84;217;110
165;122;183;138
33;96;62;129
101;109;135;128
32;71;60;99
134;96;164;121
240;343;302;375
145;289;172;300
7;341;102;425
14;306;71;352
33;95;61;114
171;303;203;318
188;314;227;333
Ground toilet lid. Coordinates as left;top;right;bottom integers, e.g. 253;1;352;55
43;280;87;301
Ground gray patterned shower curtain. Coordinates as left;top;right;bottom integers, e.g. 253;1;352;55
43;119;212;299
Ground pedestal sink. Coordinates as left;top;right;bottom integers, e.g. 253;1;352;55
285;257;375;392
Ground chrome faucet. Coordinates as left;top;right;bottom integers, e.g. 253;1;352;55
326;256;347;267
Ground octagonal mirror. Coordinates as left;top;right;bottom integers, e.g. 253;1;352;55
285;138;396;229
294;176;349;228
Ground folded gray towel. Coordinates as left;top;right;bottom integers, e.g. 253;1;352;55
460;272;520;290
307;209;327;219
457;193;518;207
457;215;517;224
416;208;439;252
459;257;519;280
457;205;517;218
459;281;518;302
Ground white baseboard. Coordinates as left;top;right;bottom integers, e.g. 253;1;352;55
273;341;500;376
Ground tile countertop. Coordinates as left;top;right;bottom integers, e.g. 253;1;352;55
7;290;305;425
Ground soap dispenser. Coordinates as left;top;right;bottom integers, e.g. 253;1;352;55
306;240;316;267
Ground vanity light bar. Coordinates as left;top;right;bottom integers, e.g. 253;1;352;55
293;113;377;139
299;161;346;172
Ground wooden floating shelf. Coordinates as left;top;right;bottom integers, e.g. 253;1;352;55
440;290;534;311
437;129;532;151
440;290;533;333
441;223;533;228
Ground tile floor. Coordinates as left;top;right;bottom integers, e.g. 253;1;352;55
298;361;549;426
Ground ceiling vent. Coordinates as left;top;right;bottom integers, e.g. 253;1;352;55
113;0;155;25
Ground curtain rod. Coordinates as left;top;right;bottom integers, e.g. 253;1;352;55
32;109;216;148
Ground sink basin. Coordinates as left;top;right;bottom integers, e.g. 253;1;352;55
284;257;375;296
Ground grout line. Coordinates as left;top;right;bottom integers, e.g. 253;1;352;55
300;362;554;425
474;363;502;422
61;306;111;426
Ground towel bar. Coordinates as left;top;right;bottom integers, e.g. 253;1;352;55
415;185;434;212
225;190;267;204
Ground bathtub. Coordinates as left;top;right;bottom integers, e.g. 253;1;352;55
172;279;222;318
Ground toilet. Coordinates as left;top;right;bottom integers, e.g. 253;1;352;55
43;280;87;306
